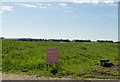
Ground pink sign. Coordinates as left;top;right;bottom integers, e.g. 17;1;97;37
47;49;59;64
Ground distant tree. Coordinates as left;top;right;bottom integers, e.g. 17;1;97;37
72;39;91;42
97;40;113;43
0;37;5;40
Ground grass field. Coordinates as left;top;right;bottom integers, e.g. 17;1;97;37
2;40;119;79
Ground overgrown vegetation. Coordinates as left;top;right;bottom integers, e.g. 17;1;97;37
2;40;119;79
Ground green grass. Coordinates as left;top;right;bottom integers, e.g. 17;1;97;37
2;40;119;79
82;75;118;79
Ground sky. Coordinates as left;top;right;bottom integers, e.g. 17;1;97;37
0;0;118;41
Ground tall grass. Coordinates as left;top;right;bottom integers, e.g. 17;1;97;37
2;40;119;79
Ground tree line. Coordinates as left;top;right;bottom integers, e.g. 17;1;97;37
0;37;117;43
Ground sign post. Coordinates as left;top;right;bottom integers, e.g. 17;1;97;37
46;48;59;71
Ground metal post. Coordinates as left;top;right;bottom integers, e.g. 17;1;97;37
46;64;48;71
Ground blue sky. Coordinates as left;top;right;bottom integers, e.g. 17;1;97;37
1;1;118;41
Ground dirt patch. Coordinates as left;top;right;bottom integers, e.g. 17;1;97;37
2;73;72;80
1;73;118;80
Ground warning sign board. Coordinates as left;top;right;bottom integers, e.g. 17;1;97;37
47;49;58;64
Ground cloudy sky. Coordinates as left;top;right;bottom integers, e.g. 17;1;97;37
0;0;118;41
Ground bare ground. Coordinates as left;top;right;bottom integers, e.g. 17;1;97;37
2;73;72;80
1;73;119;80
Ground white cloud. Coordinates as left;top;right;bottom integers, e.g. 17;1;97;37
1;6;13;11
38;7;47;8
58;3;67;6
20;4;37;8
90;0;100;4
71;0;116;4
71;0;99;4
0;6;13;13
37;3;52;6
104;0;114;3
19;4;49;9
